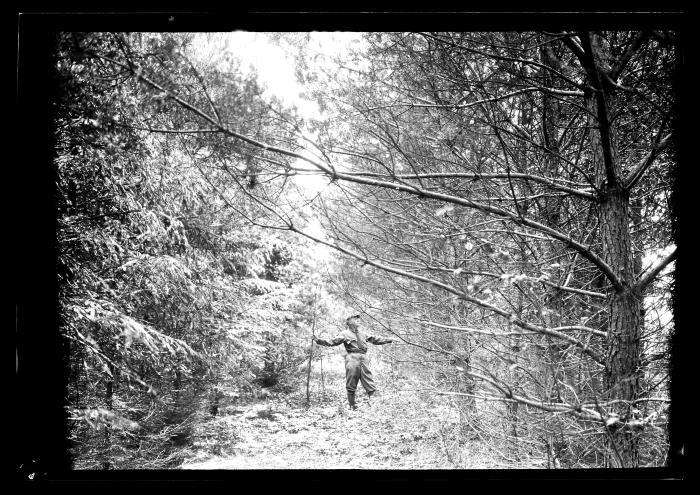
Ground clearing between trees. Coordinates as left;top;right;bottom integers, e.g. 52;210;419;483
182;367;525;470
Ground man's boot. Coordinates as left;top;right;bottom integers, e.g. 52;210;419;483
347;391;357;410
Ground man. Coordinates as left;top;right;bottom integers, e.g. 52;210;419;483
312;314;393;410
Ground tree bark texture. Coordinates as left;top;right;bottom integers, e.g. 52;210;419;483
585;32;643;467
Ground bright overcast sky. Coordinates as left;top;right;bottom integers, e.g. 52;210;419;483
218;31;364;120
216;32;365;192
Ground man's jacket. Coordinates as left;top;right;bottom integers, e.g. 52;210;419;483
315;328;392;354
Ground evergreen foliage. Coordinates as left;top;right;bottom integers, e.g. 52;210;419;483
52;32;328;469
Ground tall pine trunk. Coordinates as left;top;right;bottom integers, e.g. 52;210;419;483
584;32;643;467
601;187;643;467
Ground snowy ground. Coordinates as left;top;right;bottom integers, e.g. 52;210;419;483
181;379;497;470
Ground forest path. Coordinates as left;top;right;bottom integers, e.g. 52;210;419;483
181;383;487;470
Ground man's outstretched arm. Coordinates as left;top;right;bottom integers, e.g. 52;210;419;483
367;335;393;345
313;335;346;347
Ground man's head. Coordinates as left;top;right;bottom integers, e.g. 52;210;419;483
346;314;361;330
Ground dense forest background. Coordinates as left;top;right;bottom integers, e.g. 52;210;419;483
14;15;687;478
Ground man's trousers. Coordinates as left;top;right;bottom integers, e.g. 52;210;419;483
344;352;376;394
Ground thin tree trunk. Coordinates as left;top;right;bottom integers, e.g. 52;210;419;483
305;288;318;406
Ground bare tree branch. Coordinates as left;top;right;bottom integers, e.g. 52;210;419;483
624;132;672;191
635;247;677;293
344;171;596;199
365;86;585;112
